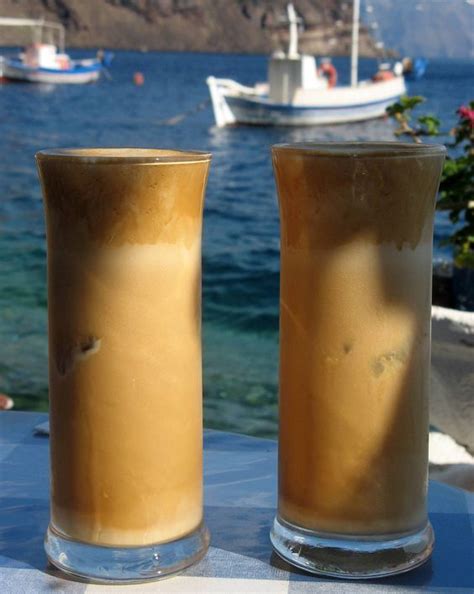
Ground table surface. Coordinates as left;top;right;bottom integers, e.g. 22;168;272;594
1;411;473;593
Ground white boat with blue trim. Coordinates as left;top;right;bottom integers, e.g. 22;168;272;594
0;17;111;84
207;1;406;127
2;49;104;84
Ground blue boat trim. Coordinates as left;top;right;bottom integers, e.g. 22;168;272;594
226;93;401;111
6;58;102;75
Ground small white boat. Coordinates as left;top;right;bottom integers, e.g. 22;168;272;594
0;17;111;84
207;1;406;127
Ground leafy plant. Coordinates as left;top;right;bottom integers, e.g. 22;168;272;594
387;97;474;268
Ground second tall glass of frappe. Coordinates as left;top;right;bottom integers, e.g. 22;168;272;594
270;142;445;579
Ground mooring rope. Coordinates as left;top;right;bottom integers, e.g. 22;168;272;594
155;98;211;125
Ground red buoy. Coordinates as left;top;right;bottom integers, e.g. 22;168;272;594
133;72;145;86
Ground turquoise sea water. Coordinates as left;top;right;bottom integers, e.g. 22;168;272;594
0;51;472;436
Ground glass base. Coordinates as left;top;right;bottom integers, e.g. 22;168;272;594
45;522;210;584
270;515;434;579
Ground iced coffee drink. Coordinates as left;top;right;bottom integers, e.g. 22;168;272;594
37;148;211;582
270;142;445;578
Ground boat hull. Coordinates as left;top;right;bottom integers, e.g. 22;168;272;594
207;76;406;127
2;60;102;84
225;94;402;126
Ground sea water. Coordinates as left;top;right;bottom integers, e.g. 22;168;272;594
0;51;472;435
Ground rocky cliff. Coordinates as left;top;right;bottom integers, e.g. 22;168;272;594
0;0;378;55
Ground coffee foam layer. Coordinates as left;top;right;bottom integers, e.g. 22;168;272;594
273;152;442;250
39;157;210;247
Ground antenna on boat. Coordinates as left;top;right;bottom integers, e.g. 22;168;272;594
350;0;360;87
286;3;302;58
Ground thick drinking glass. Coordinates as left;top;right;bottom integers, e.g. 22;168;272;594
36;148;211;583
270;142;445;578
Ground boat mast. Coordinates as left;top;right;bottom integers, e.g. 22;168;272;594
350;0;360;87
58;23;65;53
287;3;299;58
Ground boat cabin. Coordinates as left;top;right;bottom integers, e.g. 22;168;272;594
22;43;71;70
268;54;327;103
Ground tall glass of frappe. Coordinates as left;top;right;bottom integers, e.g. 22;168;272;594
270;142;445;578
36;148;211;583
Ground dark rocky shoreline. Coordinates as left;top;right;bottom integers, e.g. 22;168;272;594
0;0;378;55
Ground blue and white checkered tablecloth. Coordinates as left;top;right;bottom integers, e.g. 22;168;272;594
1;411;473;593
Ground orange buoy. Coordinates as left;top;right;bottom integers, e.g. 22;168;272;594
0;393;14;410
133;72;145;86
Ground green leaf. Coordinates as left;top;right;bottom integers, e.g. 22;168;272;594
400;95;425;110
386;95;425;117
418;115;440;136
455;251;474;269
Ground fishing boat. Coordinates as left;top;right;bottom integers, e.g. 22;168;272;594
206;1;406;127
0;17;111;84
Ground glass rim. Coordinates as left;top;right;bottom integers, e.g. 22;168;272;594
35;147;212;164
272;141;446;158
